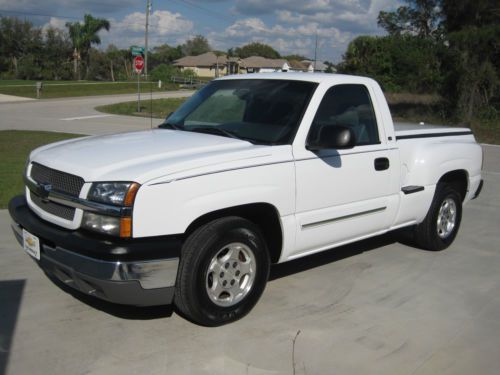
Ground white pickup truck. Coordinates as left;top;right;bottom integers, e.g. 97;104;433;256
9;73;483;326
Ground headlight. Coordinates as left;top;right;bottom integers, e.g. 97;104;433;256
83;182;139;237
88;182;140;206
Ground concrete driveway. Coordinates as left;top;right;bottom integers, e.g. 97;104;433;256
0;93;499;374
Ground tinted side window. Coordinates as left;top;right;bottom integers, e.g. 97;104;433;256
308;84;380;146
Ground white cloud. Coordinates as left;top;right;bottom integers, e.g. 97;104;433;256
223;17;349;40
78;10;194;49
276;0;402;34
114;10;193;36
39;10;195;50
43;17;68;31
209;16;352;61
234;0;373;16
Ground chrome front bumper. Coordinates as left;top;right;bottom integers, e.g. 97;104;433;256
9;195;182;306
11;221;178;290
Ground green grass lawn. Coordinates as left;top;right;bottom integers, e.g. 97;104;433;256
0;80;78;86
96;97;188;119
0;80;178;99
0;130;83;208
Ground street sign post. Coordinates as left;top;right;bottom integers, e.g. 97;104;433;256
134;56;145;112
131;45;145;56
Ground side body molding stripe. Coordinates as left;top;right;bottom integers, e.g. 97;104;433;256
301;206;387;230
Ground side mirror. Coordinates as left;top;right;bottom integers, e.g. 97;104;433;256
306;125;356;151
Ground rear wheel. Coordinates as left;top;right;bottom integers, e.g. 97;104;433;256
414;183;462;251
174;216;270;326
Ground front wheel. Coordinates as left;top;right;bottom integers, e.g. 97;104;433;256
174;216;270;326
414;183;463;251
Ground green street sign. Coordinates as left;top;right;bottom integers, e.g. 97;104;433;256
131;46;145;56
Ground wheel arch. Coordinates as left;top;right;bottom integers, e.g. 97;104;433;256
184;203;283;264
437;169;468;201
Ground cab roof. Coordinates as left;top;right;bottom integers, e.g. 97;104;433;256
215;72;377;86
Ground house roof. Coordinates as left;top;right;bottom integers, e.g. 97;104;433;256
173;52;227;67
302;60;327;71
240;56;287;69
288;60;311;70
172;53;330;72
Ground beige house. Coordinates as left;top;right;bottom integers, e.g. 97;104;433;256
288;60;314;72
173;53;331;77
173;52;228;78
301;60;330;72
239;56;289;73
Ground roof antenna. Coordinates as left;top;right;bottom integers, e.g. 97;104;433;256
313;32;318;72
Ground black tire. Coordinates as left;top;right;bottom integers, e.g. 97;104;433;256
174;216;270;326
414;183;462;251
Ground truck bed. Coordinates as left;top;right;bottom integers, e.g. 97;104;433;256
394;122;473;140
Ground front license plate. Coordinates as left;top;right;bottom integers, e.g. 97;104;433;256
23;229;40;260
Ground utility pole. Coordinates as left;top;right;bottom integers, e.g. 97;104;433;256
313;32;318;72
145;0;152;78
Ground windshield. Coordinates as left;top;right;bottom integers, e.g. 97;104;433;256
162;79;317;145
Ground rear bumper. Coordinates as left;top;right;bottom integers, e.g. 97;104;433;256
9;195;182;306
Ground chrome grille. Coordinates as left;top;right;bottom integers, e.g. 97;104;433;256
30;162;84;197
29;191;76;221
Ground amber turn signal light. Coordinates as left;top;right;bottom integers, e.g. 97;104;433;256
124;183;140;207
119;217;132;238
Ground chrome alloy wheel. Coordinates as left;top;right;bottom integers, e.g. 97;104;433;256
437;197;457;239
206;242;256;307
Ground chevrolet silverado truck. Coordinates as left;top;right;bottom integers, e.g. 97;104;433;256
9;73;483;326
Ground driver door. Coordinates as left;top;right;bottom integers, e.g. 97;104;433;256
291;83;399;258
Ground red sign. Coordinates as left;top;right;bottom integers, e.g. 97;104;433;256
134;56;144;74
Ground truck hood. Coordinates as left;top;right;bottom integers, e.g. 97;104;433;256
30;129;287;184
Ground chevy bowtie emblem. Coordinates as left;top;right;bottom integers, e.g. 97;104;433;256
39;183;52;202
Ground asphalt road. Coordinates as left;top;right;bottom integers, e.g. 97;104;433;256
0;91;193;135
0;94;499;374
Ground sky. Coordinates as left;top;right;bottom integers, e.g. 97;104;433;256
0;0;403;62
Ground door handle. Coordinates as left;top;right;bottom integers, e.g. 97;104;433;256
374;157;390;171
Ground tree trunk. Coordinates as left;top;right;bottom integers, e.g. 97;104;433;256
124;60;130;79
466;82;478;122
85;56;90;80
110;61;115;82
73;48;78;80
12;56;18;77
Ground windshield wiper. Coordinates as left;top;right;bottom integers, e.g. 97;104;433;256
158;122;184;131
189;127;241;140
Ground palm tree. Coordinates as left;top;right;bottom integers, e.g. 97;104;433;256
66;14;110;80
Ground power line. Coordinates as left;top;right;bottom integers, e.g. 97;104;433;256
0;9;81;20
171;0;236;24
0;7;320;56
0;7;226;42
0;8;240;47
169;0;279;36
0;8;148;30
